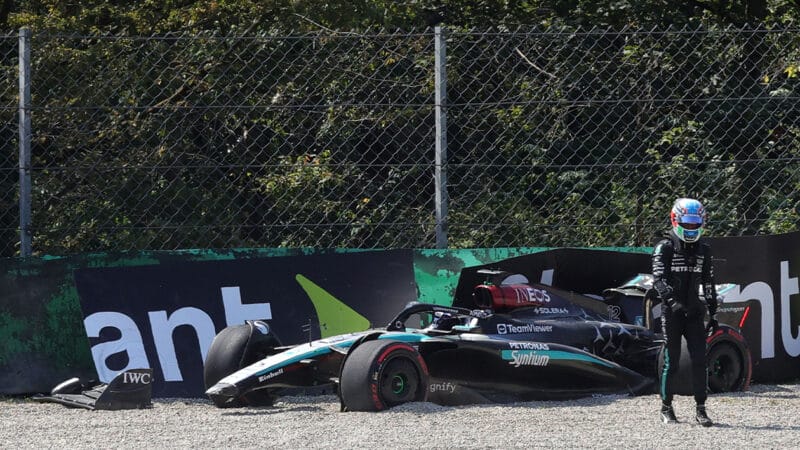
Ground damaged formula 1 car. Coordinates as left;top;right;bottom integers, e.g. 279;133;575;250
204;270;752;411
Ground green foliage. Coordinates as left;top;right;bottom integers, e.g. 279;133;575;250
2;2;800;255
5;1;799;34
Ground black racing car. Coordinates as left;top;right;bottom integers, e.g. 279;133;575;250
203;270;751;411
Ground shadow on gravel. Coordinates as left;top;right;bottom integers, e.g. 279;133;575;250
712;423;800;431
388;394;635;415
711;383;799;400
221;405;327;416
512;393;641;410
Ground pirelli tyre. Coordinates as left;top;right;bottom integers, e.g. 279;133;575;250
706;325;752;393
340;340;429;412
203;320;282;408
658;324;752;395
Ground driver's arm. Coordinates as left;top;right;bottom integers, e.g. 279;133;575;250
652;239;675;303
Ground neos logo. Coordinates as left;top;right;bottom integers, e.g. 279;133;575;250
518;286;550;304
83;286;271;383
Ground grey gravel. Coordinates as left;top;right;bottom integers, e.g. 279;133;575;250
2;383;799;449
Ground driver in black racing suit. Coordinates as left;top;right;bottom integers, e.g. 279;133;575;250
652;198;718;427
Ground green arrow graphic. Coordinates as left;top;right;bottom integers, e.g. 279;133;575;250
295;274;371;337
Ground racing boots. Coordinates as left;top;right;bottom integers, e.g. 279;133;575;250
660;404;678;424
695;405;713;427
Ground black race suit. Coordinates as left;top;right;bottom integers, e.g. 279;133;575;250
651;231;718;406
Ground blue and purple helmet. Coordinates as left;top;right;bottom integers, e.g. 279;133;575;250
670;198;706;243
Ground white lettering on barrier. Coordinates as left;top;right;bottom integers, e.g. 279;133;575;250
84;311;151;383
723;281;775;358
149;307;216;382
83;287;272;383
713;259;800;360
780;261;800;357
221;286;272;326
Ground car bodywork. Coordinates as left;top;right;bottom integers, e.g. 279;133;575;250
205;270;751;411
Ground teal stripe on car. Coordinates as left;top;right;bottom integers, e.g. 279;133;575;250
254;332;427;377
500;349;615;368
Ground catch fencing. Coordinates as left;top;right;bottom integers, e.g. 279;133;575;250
2;26;799;256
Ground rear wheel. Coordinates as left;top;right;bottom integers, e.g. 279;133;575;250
707;342;744;393
340;340;429;411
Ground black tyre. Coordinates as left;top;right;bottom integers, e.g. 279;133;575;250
707;342;744;393
203;321;281;408
705;325;752;393
340;340;429;411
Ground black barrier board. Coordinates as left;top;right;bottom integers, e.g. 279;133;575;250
73;250;415;397
709;233;800;382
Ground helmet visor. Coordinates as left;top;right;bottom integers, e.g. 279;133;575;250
678;215;703;230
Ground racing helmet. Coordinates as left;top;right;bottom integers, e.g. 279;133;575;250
429;312;461;331
670;198;706;243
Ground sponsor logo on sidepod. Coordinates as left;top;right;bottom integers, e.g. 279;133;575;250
504;350;551;368
429;382;457;394
508;342;549;350
496;323;553;334
532;307;570;315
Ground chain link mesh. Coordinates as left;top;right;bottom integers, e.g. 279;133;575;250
447;27;800;247
1;33;20;256
2;26;799;256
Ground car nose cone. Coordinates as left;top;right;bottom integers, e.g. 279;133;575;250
206;382;239;398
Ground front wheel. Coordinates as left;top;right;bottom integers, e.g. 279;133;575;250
340;340;429;411
204;321;282;408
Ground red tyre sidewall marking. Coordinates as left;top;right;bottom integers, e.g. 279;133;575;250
369;343;425;410
706;327;752;391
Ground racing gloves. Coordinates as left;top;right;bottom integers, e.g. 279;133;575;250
706;316;719;333
706;302;719;333
654;279;682;313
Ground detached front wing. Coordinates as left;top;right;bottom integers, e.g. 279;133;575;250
32;368;153;410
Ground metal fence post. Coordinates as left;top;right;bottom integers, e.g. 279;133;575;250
434;26;448;249
18;28;32;257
